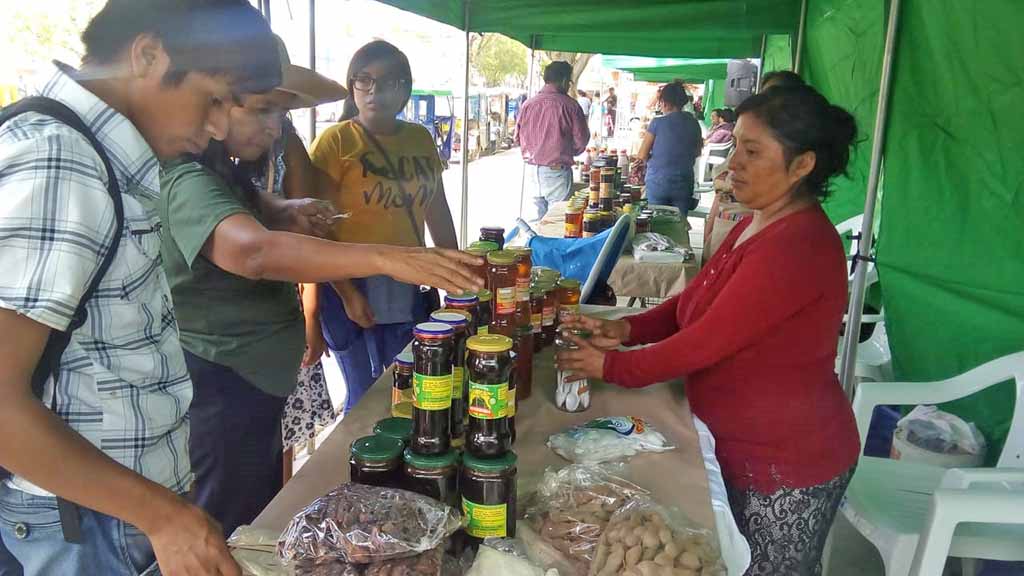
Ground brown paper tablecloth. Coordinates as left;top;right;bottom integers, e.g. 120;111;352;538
535;201;698;300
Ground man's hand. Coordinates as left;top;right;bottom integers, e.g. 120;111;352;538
380;248;485;296
142;496;241;576
560;315;631;351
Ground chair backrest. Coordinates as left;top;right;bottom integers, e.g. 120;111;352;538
835;214;865;259
581;215;631;303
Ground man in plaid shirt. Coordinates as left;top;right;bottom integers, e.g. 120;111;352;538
0;2;281;575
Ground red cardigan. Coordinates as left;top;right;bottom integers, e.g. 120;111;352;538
604;207;860;492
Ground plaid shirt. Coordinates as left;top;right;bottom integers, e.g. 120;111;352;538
0;63;193;495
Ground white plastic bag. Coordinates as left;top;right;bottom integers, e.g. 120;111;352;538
631;233;692;263
894;405;987;461
547;417;674;464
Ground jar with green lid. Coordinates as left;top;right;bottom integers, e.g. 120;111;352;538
350;435;403;488
411;322;454;455
476;290;493;335
429;310;471;443
402;448;459;509
465;335;513;458
374;417;413;447
391;352;414;419
461;451;517;542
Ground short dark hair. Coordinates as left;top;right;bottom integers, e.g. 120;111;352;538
760;70;805;91
543;61;572;85
658;81;691;109
719;108;736;123
736;85;857;199
340;40;413;122
81;0;281;95
577;89;588;98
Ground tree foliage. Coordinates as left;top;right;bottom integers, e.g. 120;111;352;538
471;34;528;88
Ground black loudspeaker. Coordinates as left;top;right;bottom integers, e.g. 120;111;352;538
726;60;758;107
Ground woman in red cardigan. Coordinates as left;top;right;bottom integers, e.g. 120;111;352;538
559;85;861;576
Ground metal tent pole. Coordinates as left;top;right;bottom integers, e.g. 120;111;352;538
794;0;808;73
755;33;767;92
459;1;471;247
518;35;537;220
308;0;317;143
839;0;902;400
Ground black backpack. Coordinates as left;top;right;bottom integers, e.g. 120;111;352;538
0;96;126;543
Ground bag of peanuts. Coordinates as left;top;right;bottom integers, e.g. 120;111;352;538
588;498;724;576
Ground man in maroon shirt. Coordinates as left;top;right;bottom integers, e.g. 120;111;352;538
516;61;589;221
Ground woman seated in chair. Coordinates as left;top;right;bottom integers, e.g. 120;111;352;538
559;84;861;576
705;107;736;145
632;81;703;216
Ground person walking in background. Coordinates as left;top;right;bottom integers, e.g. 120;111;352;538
633;81;703;216
576;89;592;117
515;61;589;222
603;86;618;137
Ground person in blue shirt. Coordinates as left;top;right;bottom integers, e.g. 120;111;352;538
635;81;704;216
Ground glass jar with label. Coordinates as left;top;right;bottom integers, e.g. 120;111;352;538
411;322;454;455
391;351;414;419
373;417;413;448
555;328;592;413
539;281;558;349
479;227;505;250
429;311;471;444
506;247;533;326
556;278;582;328
444;293;480;335
402;447;459;509
350;435;403;488
582;208;602;238
465;334;513;458
564;204;583;238
461;451;517;544
514;324;534;404
487;251;518;322
529;285;544;352
476;290;493;335
635;214;652;235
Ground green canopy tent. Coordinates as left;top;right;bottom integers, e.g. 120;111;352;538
600;56;730;84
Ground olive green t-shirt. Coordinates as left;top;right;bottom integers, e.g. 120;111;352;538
159;158;304;397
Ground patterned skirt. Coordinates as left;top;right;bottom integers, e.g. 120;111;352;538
281;362;337;450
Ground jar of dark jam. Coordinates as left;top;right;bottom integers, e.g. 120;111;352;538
429;311;470;443
349;435;403;488
582;207;602;238
444;293;480;335
529;285;544;352
487;251;518;321
374;417;413;448
514;323;534;403
465;335;513;458
479;227;505;250
411;322;454;455
402;447;459;509
461;451;517;543
475;290;493;335
391;351;414;419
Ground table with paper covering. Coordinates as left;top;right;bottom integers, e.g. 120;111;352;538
535;201;699;301
252;306;749;574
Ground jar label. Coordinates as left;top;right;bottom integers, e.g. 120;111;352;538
468;381;508;419
509;392;516;417
413;373;452;411
462;499;507;538
452;367;465;399
558;304;580;323
392;387;414;419
542;305;556;326
516;279;530;302
532;314;542;333
495;287;516;315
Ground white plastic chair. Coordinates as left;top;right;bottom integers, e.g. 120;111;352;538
835;214;890;381
837;351;1024;576
696;141;733;184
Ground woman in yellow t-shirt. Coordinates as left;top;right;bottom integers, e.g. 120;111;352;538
311;40;459;413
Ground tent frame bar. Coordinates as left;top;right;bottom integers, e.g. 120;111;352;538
308;0;317;143
459;1;472;247
839;0;903;400
755;33;767;92
794;0;808;73
517;34;537;221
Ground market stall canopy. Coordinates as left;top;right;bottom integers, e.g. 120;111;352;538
601;56;731;83
377;0;803;59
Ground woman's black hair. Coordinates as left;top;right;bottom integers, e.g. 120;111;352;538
81;0;281;95
340;40;413;122
195;117;296;209
658;81;691;110
720;108;737;123
736;85;857;199
760;70;805;90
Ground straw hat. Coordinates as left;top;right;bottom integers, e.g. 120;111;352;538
273;35;348;109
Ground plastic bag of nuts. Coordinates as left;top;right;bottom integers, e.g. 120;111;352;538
293;546;444;576
588;498;724;576
278;484;462;566
525;465;649;574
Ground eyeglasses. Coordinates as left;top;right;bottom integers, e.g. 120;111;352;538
350;74;410;93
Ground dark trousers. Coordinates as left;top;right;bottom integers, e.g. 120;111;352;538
184;351;286;538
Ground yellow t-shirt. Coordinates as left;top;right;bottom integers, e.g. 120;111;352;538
310;120;443;247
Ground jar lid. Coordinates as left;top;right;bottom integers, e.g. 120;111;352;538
373;417;413;441
477;289;493;302
445;292;479;304
395;351;414;366
480;227;505;234
414;322;454;338
430;311;469;328
468;240;500;252
507;246;532;256
351;434;403;462
558;278;581;289
403;447;457;469
487;250;517;265
462;450;517;472
466;334;513;353
530;285;546;297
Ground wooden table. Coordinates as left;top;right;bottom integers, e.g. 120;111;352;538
536;201;699;301
252;306;749;574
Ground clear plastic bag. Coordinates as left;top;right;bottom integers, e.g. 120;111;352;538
293;546;444;576
278;484;462;565
631;233;693;264
899;405;987;455
547;417;675;464
589;498;724;576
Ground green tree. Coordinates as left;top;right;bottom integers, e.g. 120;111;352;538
471;34;527;88
0;0;105;71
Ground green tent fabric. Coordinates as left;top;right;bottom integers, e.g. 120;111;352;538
378;0;801;58
761;34;792;73
602;56;730;83
703;78;727;120
874;0;1024;463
